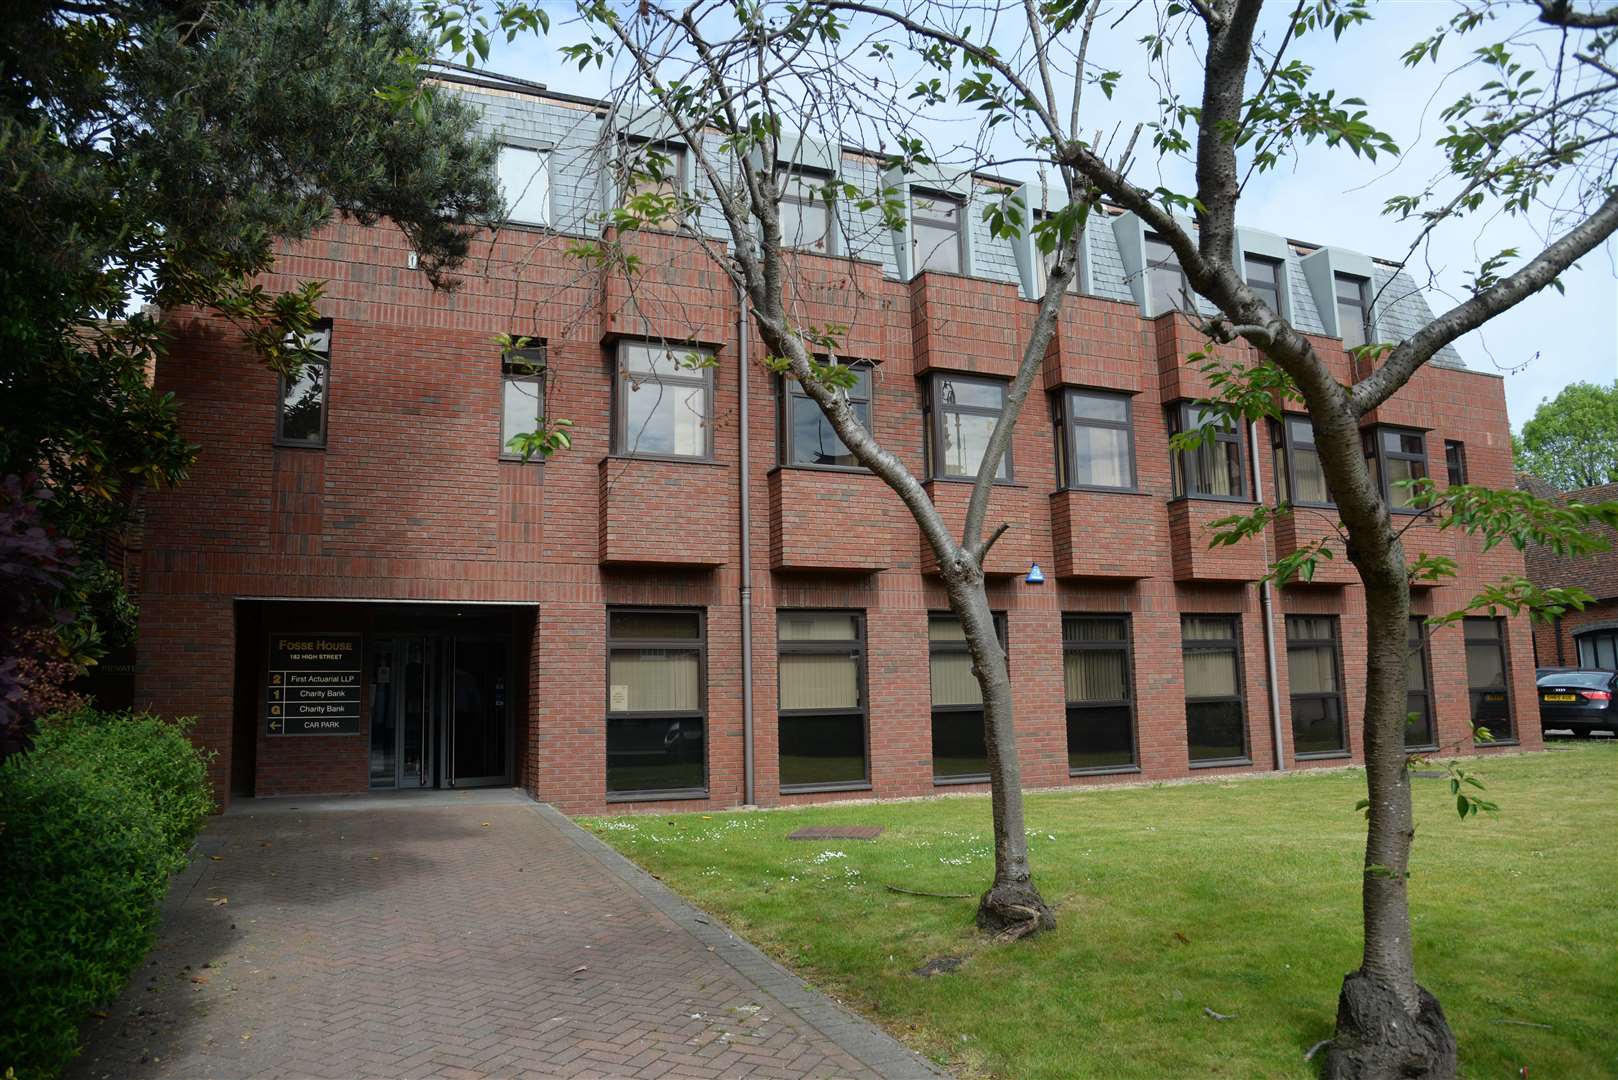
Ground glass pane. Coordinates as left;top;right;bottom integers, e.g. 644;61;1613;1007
779;714;865;787
778;652;859;711
932;709;988;778
1292;445;1330;504
928;615;966;642
1187;700;1246;762
1291;695;1345;755
914;220;961;274
1285;616;1336;642
1067;704;1134;770
938;410;1002;478
1384;456;1425;509
781;198;832;254
937;378;1004;410
607;716;704;793
622;143;684;202
1335;274;1366;303
1065;649;1127;703
497;145;550;225
1071;392;1128;424
609;649;700;713
1183;616;1236;642
1072;425;1132;488
1286;417;1316;448
502;379;541;452
1184;648;1238;698
280;364;326;443
1339;301;1367;349
779;611;859;641
621;343;710;378
1245;256;1281;311
1149;265;1185;313
790;394;867;467
369;643;398;786
1287;642;1338;694
931;650;982;707
611;611;701;640
624;377;709;457
1463;617;1502;643
1064;617;1126;643
1404;693;1435;748
452;640;507;781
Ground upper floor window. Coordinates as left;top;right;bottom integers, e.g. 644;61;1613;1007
1463;616;1514;743
925;374;1010;481
782;361;872;469
500;341;546;461
1244;254;1283;312
778;167;834;254
277;319;332;448
1273;415;1331;506
912;190;964;274
1286;615;1346;757
620;138;688;217
1335;272;1372;348
777;611;867;791
1033;213;1082;295
1362;426;1428;512
1444;440;1468;487
1054;389;1135;491
614;341;713;460
496;145;550;227
1144;231;1189;314
1170;403;1246;500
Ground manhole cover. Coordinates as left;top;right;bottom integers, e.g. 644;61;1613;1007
788;825;884;841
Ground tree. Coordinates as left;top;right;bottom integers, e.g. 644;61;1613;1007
1515;381;1618;490
0;0;504;748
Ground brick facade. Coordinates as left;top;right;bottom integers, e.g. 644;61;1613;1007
131;83;1542;815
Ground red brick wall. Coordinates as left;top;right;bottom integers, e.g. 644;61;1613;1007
134;218;1541;813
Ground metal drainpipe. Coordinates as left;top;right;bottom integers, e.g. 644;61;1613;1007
737;281;756;806
1250;420;1287;771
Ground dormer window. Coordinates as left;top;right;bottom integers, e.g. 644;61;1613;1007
1144;232;1190;314
912;190;964;274
1244;254;1283;312
1335;273;1372;348
778;167;834;254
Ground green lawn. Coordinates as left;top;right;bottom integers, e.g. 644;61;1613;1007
584;743;1618;1079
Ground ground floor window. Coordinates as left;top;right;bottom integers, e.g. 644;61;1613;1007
1064;615;1136;772
1287;615;1346;756
1576;627;1618;670
929;613;1006;782
606;608;706;796
1406;617;1437;750
1183;615;1249;765
1464;616;1514;743
777;611;867;791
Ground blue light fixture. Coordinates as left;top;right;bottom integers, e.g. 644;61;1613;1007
1025;562;1045;585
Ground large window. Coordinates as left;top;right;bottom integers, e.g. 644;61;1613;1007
1144;232;1189;314
912;190;964;274
1273;415;1331;506
500;342;546;460
619;138;687;209
1406;617;1437;750
777;612;867;791
497;144;550;226
1464;616;1514;743
1244;254;1284;312
1287;615;1346;756
1171;403;1246;500
926;374;1011;481
1065;616;1137;772
781;361;872;468
1182;615;1249;765
606;609;706;797
1335;273;1372;348
276;320;332;447
1054;389;1136;491
614;341;713;459
1363;427;1429;512
1577;628;1618;669
778;168;834;254
1444;440;1468;487
930;613;1006;782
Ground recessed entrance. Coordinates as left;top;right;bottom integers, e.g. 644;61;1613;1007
369;635;512;789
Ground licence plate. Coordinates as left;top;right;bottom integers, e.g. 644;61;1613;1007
1542;693;1577;703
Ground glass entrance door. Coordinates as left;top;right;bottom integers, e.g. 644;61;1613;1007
444;638;511;787
370;634;510;789
370;638;432;788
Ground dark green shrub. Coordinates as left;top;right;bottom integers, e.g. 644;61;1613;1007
0;709;212;1078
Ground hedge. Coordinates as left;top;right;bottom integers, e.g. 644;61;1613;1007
0;709;213;1079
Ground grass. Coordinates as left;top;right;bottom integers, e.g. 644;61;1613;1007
584;742;1618;1079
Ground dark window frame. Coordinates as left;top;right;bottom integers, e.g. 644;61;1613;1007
1271;414;1334;507
1444;440;1468;487
1064;613;1140;775
611;340;716;462
1576;627;1618;669
924;373;1014;483
776;610;870;794
1464;615;1516;745
500;341;547;462
617;135;690;213
1286;614;1349;759
605;606;708;800
778;359;874;472
275;319;333;449
1244;253;1284;313
1053;388;1138;493
1182;614;1252;767
1170;402;1249;501
1405;616;1438;751
1144;231;1191;314
929;611;1008;785
1362;425;1430;514
1334;272;1373;348
777;165;837;255
911;187;966;275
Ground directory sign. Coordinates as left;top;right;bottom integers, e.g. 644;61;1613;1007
266;635;362;735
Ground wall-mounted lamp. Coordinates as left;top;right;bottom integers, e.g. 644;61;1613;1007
1025;562;1045;585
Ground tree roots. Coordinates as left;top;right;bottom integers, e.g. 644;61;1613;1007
975;881;1057;939
1324;971;1457;1080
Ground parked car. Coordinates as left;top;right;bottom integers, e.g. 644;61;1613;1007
1537;669;1618;737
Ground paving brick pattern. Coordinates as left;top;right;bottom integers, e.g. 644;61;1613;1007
69;797;939;1080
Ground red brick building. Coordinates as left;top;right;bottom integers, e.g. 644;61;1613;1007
131;75;1541;813
1522;477;1618;671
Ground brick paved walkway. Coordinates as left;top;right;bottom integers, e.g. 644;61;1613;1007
68;793;941;1080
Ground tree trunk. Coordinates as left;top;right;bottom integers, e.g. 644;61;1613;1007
1327;536;1456;1079
940;553;1056;936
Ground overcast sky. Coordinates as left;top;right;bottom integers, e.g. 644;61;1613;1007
478;0;1618;432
